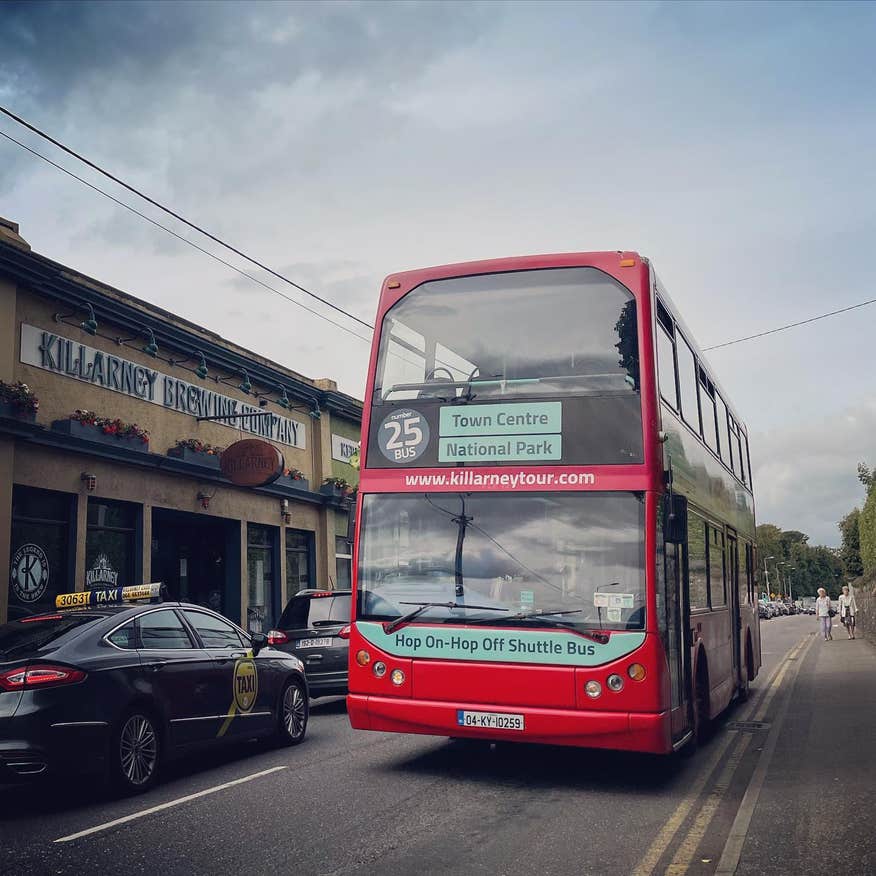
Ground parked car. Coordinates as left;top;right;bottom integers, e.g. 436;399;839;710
270;589;352;698
0;586;309;793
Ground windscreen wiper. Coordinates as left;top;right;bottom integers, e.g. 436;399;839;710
466;609;583;626
385;602;508;634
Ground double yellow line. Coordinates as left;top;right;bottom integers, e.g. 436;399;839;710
632;633;812;876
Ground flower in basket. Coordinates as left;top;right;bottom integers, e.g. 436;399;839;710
174;438;223;455
285;468;305;481
70;411;149;443
322;476;351;492
0;380;40;414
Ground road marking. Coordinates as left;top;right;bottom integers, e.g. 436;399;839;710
631;634;808;876
664;732;749;875
53;766;287;843
714;633;816;875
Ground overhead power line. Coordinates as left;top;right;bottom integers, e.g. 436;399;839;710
0;104;374;331
703;297;876;351
0;128;374;346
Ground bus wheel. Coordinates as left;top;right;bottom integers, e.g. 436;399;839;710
693;664;711;745
738;640;752;702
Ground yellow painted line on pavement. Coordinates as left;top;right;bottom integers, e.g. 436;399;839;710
664;732;749;875
631;633;809;876
54;766;287;843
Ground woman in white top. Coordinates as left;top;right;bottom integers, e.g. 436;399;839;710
815;588;833;641
838;585;858;640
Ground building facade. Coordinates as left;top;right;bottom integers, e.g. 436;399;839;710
0;217;361;629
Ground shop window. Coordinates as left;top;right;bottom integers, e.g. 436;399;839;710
335;536;352;589
247;524;276;634
86;499;138;589
9;486;74;616
285;530;313;597
708;524;726;607
687;513;708;611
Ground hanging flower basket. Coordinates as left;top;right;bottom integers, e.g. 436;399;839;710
0;381;39;422
320;476;354;497
167;439;223;468
283;468;309;491
52;410;150;452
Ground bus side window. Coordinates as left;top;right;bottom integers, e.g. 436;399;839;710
687;513;708;610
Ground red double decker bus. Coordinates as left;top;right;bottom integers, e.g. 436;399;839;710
347;252;760;754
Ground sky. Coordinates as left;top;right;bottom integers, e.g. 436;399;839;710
1;0;875;546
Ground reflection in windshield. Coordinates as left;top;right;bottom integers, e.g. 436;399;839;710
375;267;640;402
358;492;646;630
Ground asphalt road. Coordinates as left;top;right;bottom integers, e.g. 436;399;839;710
3;615;872;876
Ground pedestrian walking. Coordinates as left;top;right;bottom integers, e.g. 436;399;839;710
838;584;857;640
815;587;833;640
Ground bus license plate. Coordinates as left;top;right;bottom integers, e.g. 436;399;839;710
297;637;332;648
457;710;525;731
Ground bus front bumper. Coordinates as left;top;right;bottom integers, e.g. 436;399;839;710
347;694;671;754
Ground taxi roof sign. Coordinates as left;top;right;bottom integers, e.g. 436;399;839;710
55;583;166;610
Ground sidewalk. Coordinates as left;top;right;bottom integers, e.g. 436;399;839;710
737;623;876;875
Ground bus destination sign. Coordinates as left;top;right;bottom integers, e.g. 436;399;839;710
437;402;562;463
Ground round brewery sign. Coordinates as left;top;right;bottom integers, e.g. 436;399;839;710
220;439;285;488
377;408;430;464
10;544;50;603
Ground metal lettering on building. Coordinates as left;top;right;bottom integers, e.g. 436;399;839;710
20;324;306;448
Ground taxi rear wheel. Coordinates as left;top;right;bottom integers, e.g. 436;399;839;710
112;709;161;793
277;678;308;745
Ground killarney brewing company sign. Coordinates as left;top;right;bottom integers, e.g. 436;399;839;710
20;324;306;448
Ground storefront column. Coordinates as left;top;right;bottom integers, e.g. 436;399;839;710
278;526;288;606
0;437;12;624
142;504;152;584
74;491;88;591
238;522;248;628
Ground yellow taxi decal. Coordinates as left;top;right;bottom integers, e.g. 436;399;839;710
217;651;258;738
233;658;258;713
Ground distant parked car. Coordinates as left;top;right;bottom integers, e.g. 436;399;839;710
269;589;352;698
758;602;770;620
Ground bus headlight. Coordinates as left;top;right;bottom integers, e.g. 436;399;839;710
628;663;646;682
584;680;602;699
607;674;624;692
390;669;405;686
373;661;387;678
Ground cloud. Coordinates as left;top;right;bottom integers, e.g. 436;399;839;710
753;401;875;546
1;0;876;545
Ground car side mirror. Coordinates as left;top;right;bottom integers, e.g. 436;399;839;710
250;632;268;655
664;493;688;544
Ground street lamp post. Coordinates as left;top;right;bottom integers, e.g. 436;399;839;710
763;555;774;599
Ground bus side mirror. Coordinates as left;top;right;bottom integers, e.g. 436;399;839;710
664;494;688;544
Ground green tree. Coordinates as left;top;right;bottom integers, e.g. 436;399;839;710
857;461;876;575
839;509;863;578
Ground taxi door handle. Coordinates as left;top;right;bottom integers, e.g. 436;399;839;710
144;661;167;672
217;651;246;663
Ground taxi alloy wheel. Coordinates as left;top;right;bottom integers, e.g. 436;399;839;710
116;711;160;791
279;679;308;745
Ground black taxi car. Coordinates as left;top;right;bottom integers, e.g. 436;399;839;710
0;584;308;793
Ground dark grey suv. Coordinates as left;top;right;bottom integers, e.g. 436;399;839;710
269;590;351;698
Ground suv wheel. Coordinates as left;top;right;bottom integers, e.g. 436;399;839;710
278;678;308;745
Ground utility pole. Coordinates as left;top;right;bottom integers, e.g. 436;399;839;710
763;555;774;599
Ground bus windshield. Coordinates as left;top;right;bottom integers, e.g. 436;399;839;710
357;491;645;631
368;267;643;467
376;267;639;402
